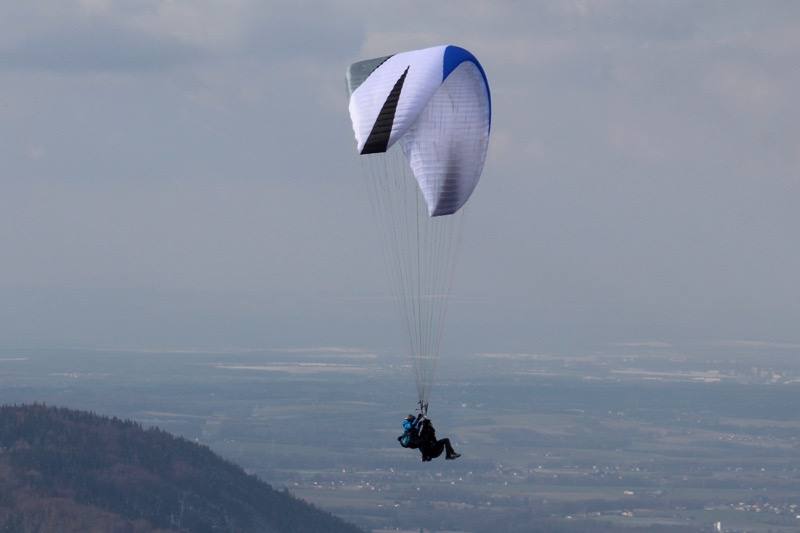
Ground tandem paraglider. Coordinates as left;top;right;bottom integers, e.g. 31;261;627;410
345;45;491;456
398;412;461;462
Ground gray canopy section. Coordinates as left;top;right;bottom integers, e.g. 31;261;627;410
346;55;392;95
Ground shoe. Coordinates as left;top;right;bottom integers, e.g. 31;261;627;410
446;453;461;460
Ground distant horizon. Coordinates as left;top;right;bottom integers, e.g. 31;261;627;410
3;338;800;531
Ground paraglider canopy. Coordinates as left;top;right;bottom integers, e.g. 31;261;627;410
345;44;491;409
347;45;491;216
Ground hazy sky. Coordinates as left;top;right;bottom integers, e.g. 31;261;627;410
1;1;798;354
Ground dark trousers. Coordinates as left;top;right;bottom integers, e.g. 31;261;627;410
421;438;455;460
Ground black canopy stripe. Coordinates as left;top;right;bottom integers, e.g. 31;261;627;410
361;66;410;155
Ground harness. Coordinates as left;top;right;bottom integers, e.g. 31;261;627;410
398;416;421;449
398;430;418;449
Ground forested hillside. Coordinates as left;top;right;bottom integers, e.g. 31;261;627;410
0;404;363;533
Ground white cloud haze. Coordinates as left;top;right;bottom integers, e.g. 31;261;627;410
1;1;799;353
